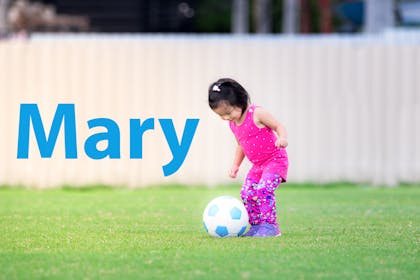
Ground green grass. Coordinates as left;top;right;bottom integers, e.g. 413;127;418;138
0;184;419;279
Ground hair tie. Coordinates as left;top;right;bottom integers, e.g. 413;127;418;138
212;85;221;92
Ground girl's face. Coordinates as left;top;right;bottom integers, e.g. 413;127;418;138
213;102;244;123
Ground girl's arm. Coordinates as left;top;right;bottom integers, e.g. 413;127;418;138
253;107;288;148
229;144;245;178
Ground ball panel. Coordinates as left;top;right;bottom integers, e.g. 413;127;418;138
237;225;247;236
230;206;242;220
207;204;219;216
215;226;229;237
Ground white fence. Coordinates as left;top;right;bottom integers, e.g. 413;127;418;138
0;31;419;188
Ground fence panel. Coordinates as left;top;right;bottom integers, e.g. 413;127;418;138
0;33;419;188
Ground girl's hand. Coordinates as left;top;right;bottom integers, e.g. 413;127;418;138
229;165;239;178
276;137;288;148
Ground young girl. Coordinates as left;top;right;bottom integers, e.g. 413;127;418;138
208;78;289;237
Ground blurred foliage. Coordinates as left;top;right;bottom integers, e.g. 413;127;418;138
33;0;368;34
195;0;231;33
194;0;347;34
194;0;284;34
308;0;321;32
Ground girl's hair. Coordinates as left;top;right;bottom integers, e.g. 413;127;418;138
208;78;250;114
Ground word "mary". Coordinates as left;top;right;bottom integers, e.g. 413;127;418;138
17;104;199;176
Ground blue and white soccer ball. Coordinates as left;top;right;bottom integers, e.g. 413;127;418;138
202;195;249;237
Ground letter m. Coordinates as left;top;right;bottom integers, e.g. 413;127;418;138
17;104;77;158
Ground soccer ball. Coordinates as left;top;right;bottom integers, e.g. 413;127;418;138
202;195;249;237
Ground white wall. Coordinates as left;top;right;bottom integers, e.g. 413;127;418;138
0;32;419;188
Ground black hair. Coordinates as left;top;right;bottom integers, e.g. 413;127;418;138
208;78;250;114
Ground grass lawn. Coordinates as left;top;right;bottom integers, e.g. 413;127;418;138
0;183;419;279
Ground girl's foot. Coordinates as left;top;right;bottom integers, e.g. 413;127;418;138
253;223;281;237
242;225;260;237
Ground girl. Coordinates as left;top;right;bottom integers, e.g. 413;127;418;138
208;78;289;237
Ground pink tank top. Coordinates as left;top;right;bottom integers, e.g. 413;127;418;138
229;105;287;165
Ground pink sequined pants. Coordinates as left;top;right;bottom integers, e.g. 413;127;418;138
240;159;287;226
